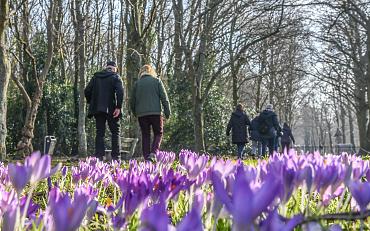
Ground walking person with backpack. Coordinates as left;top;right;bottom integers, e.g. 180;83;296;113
281;122;295;153
226;103;251;159
258;104;281;156
250;114;262;156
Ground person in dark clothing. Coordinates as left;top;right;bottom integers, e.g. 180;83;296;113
258;104;281;156
281;122;295;153
84;61;124;160
130;64;171;162
250;115;262;156
226;104;251;159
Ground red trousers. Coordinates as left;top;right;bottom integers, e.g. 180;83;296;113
138;115;163;159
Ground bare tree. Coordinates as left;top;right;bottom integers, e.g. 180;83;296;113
71;0;88;156
10;0;56;156
312;0;370;153
0;0;10;160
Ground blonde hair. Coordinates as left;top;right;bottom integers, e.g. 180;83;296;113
139;64;157;78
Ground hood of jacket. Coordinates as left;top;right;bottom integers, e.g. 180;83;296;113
232;110;244;117
94;69;117;78
261;109;274;117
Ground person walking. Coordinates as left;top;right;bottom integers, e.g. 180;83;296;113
281;122;295;153
250;115;262;156
85;61;124;161
258;104;281;156
130;64;171;162
226;103;251;159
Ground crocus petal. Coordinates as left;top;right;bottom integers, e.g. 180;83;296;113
20;196;40;218
8;163;31;194
349;181;370;211
232;168;253;228
52;195;71;231
140;202;169;231
30;155;51;184
211;172;232;211
252;177;280;218
177;207;203;231
282;214;304;231
2;203;17;231
328;224;342;231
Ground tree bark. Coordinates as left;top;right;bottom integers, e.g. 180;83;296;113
340;103;346;144
348;105;355;149
0;0;10;160
75;0;87;157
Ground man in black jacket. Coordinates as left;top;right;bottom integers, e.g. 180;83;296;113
226;103;251;159
84;61;124;160
258;104;281;156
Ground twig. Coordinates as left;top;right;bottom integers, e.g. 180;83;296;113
298;209;370;225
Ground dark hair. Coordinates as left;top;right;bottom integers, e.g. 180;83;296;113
283;122;289;128
106;61;117;67
236;103;243;111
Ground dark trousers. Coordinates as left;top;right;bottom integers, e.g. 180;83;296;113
262;136;276;156
138;115;163;160
281;142;291;153
94;113;120;160
236;142;245;159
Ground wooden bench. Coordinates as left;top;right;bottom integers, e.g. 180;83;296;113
105;137;139;160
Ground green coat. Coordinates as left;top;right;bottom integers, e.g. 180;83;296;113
130;75;171;118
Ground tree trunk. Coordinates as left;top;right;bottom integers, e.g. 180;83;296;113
125;0;157;155
0;0;10;160
340;100;346;143
348;106;355;149
193;95;205;152
75;0;87;157
17;90;42;155
366;21;370;152
356;103;370;154
125;7;142;141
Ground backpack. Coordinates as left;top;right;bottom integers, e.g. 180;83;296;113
258;116;270;135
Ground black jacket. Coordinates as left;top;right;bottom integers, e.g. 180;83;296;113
258;110;281;138
281;126;295;144
250;116;261;141
84;69;124;118
226;110;251;144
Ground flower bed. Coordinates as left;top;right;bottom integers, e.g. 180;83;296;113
1;150;370;230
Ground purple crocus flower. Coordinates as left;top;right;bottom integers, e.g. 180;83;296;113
48;187;92;231
20;196;40;219
179;150;209;179
25;151;61;184
155;151;176;166
212;166;280;230
8;152;61;194
1;201;17;231
112;215;126;230
259;209;303;231
140;202;169;231
8;163;32;194
328;224;342;231
348;181;370;211
61;166;68;177
177;206;203;231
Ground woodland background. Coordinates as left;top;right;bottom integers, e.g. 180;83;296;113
0;0;369;159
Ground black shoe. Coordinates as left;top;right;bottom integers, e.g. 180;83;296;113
145;153;156;163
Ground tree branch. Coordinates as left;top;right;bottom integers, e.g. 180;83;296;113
298;209;370;225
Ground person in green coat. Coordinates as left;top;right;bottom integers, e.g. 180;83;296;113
130;64;171;162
